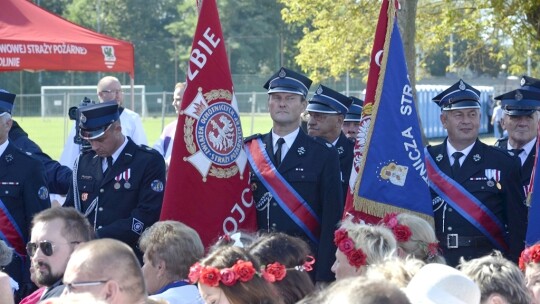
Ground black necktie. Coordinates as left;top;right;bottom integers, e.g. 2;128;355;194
274;138;285;167
510;149;524;158
104;156;113;175
451;152;464;177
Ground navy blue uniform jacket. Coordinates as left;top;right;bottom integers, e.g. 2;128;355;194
495;137;536;187
427;139;526;265
247;129;343;282
9;120;72;194
0;142;50;294
64;138;166;253
335;132;354;202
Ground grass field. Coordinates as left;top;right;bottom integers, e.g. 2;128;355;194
13;115;496;160
13;115;275;160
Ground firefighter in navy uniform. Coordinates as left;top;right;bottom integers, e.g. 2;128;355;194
306;85;354;203
245;67;343;283
0;89;50;301
495;75;540;189
342;96;363;140
426;80;526;266
64;101;166;258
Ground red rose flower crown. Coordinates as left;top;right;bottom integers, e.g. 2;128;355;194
334;228;367;269
381;212;412;242
188;256;315;287
519;244;540;271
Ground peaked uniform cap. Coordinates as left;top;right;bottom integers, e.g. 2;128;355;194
78;101;119;140
432;79;481;110
0;89;16;114
495;88;540;116
307;85;352;115
520;75;540;93
263;67;312;98
344;96;364;121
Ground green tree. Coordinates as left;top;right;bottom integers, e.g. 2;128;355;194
280;0;540;81
65;0;180;89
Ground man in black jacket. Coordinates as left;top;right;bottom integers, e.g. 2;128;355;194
64;101;166;258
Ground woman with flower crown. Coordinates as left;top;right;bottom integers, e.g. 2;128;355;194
248;232;315;304
331;217;397;280
379;212;446;264
189;245;284;304
519;243;540;303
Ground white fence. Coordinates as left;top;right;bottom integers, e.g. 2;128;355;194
15;85;494;139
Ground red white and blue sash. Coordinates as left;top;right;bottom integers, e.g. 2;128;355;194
425;149;508;252
245;138;321;243
0;199;26;257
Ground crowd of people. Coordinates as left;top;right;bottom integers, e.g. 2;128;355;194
1;68;540;303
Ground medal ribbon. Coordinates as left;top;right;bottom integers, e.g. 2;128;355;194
122;169;131;182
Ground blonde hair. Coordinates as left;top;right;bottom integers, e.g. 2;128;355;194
338;218;397;266
364;257;425;288
394;213;446;264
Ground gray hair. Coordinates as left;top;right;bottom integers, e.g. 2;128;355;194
0;240;13;267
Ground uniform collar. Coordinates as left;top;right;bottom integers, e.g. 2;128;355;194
446;140;475;162
110;136;129;164
507;137;536;165
272;127;299;150
0;139;9;157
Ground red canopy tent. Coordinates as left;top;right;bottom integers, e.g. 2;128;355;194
0;0;134;78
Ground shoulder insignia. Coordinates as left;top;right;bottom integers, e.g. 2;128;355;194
132;218;144;235
151;179;164;192
244;133;262;143
38;186;49;200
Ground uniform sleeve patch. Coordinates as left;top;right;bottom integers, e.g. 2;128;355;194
132;218;144;235
38;186;49;200
151;180;164;192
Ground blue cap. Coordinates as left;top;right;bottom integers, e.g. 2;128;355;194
344;96;363;121
432;79;481;110
307;85;352;115
0;89;16;114
520;75;540;93
264;67;312;98
494;89;540;116
78;101;119;140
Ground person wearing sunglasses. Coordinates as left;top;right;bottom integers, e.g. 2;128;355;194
22;207;94;302
62;238;148;304
0;89;51;302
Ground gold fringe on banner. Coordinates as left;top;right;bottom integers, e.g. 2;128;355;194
355;197;435;228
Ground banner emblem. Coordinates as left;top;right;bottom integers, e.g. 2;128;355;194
379;162;408;186
183;90;246;180
101;46;117;69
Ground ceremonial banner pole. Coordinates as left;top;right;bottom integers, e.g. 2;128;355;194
526;123;540;245
345;0;433;224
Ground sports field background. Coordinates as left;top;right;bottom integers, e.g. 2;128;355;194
13;115;496;161
13;115;275;160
